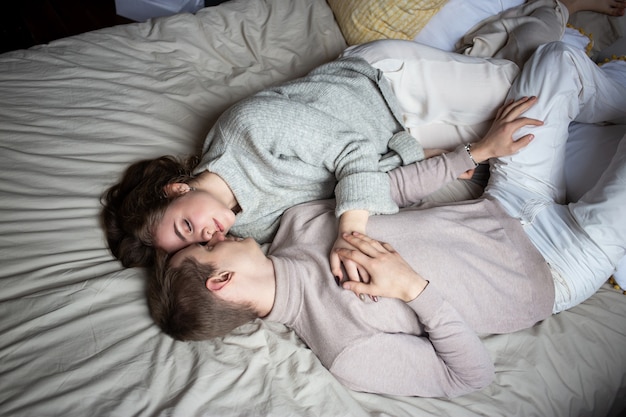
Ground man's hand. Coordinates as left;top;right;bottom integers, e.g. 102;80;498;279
469;96;543;163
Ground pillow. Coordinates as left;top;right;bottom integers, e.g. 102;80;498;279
341;39;519;150
327;0;449;46
568;11;626;59
414;0;625;57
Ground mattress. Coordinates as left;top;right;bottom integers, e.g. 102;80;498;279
0;0;625;416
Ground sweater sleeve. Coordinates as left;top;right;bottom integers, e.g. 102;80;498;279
387;144;477;207
328;284;494;398
332;135;405;218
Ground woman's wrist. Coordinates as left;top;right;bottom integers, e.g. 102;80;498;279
338;209;369;234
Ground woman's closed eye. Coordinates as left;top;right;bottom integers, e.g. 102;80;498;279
174;220;192;243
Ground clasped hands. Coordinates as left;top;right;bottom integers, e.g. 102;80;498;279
333;232;429;303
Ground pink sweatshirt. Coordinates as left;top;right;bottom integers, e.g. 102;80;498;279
264;148;554;397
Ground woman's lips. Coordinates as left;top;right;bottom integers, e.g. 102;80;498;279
214;219;224;233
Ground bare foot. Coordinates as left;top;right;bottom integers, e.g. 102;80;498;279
560;0;626;16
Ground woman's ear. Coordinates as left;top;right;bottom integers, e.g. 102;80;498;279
162;182;191;197
205;271;233;292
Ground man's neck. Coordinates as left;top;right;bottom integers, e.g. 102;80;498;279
255;257;277;318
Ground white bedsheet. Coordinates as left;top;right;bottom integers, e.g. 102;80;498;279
0;0;625;416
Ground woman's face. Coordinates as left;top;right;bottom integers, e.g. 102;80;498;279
153;189;237;254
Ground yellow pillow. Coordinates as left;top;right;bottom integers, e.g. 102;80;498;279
327;0;449;45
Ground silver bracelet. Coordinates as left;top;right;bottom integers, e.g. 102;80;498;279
464;143;479;167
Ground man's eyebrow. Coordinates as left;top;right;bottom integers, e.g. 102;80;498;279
174;224;187;243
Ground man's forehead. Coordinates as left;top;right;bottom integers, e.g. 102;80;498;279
170;247;194;267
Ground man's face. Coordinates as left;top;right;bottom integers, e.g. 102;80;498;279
171;236;269;305
175;235;265;276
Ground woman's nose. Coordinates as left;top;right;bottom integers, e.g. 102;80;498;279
200;227;213;241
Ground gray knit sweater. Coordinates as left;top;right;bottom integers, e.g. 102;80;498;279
195;57;425;243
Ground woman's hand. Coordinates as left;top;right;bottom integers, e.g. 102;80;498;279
334;232;428;303
330;210;370;283
469;96;543;163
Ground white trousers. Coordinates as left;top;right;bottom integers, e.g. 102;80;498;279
484;42;626;311
566;123;626;289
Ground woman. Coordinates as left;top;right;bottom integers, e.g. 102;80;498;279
102;0;622;277
101;49;532;278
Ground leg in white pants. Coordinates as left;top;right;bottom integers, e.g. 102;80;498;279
485;42;626;311
566;122;626;288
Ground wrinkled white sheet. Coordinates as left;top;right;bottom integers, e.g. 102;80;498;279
0;0;625;416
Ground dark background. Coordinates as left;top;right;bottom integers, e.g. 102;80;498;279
0;0;228;54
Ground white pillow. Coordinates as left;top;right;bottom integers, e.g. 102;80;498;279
342;39;519;150
413;0;525;51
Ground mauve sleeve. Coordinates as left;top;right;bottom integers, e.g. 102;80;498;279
387;145;477;207
328;284;494;398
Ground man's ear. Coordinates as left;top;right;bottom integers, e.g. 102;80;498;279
205;271;233;292
162;182;190;198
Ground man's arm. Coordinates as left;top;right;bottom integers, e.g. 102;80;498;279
329;289;495;398
332;232;494;397
387;97;542;207
387;146;477;207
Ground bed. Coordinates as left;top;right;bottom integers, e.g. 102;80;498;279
1;0;625;416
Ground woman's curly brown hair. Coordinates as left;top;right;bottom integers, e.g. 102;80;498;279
100;155;198;267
